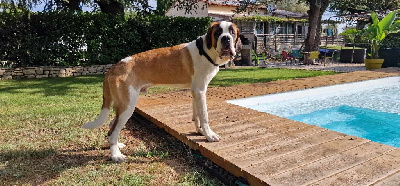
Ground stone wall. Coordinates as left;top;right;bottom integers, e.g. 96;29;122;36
0;64;113;80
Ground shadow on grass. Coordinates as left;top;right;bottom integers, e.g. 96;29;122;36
0;75;104;97
0;148;105;185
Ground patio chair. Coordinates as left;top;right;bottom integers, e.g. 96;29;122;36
251;50;259;66
323;50;338;65
291;50;302;64
282;51;295;65
309;51;320;64
252;50;267;66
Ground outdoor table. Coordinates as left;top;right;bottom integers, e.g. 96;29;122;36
301;52;311;65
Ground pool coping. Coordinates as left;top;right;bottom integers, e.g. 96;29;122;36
135;70;400;185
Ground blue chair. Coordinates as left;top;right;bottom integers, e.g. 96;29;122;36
291;50;302;64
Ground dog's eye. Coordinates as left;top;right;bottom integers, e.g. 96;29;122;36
215;28;222;37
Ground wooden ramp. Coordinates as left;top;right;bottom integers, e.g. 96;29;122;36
135;71;400;185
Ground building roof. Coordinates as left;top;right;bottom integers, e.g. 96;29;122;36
272;9;308;19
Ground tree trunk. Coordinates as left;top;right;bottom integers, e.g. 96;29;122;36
95;0;125;14
313;0;329;49
303;0;330;64
304;0;321;52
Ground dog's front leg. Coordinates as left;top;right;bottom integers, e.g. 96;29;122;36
192;97;203;135
192;89;220;142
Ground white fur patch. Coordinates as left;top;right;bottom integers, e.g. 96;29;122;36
219;21;232;33
108;85;139;162
121;56;132;63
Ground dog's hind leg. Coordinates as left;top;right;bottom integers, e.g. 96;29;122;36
108;85;139;163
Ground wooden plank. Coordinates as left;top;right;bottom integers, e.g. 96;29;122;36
310;149;400;185
215;125;324;157
242;136;368;177
264;142;395;185
200;120;319;153
232;130;352;168
373;170;400;186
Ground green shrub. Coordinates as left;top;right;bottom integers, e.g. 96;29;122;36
0;12;211;67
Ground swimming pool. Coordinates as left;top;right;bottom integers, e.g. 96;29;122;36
227;76;400;148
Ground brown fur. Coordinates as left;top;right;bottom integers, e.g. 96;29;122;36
102;44;194;135
206;22;240;50
206;22;220;49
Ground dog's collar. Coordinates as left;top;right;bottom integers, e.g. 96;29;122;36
196;37;219;67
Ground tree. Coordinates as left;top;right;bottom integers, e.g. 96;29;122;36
0;0;151;14
330;0;400;16
95;0;124;14
303;0;329;52
156;0;175;15
275;0;308;14
329;0;400;29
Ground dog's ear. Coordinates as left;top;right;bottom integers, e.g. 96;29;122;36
206;22;219;49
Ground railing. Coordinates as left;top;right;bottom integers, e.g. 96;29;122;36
320;35;345;46
255;34;306;52
255;34;345;52
256;34;306;44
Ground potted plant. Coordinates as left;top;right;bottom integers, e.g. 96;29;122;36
363;11;400;70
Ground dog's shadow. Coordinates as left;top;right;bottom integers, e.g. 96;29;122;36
182;132;210;143
0;147;107;185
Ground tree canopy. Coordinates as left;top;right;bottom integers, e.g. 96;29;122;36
329;0;400;16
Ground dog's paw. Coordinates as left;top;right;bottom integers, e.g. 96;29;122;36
205;130;221;142
117;143;126;149
111;154;126;163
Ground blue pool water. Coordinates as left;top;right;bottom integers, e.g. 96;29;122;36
227;77;400;148
289;105;400;147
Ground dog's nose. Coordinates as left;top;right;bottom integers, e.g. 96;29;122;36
221;36;231;43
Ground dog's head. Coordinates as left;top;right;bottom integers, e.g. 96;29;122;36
205;21;241;60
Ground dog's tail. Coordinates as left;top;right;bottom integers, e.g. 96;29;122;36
82;78;112;129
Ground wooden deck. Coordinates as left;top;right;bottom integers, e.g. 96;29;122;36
135;71;400;185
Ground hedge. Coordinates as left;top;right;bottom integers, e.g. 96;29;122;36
0;12;211;67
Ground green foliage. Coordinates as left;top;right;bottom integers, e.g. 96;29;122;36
330;0;400;17
339;28;362;43
233;15;307;23
363;11;399;58
274;0;309;14
0;12;211;67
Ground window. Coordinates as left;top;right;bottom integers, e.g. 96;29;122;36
255;22;264;34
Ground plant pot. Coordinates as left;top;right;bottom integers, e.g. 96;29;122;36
364;59;384;70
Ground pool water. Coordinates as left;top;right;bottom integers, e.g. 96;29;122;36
227;77;400;148
289;105;400;147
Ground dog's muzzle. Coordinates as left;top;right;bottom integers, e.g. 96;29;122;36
220;36;234;58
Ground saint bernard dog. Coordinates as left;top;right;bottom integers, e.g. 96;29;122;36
82;21;241;162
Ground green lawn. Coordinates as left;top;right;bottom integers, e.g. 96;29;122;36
0;67;336;185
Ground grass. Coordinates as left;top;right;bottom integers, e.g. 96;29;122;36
210;68;336;87
0;67;336;185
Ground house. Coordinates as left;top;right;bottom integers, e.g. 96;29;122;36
165;0;310;64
